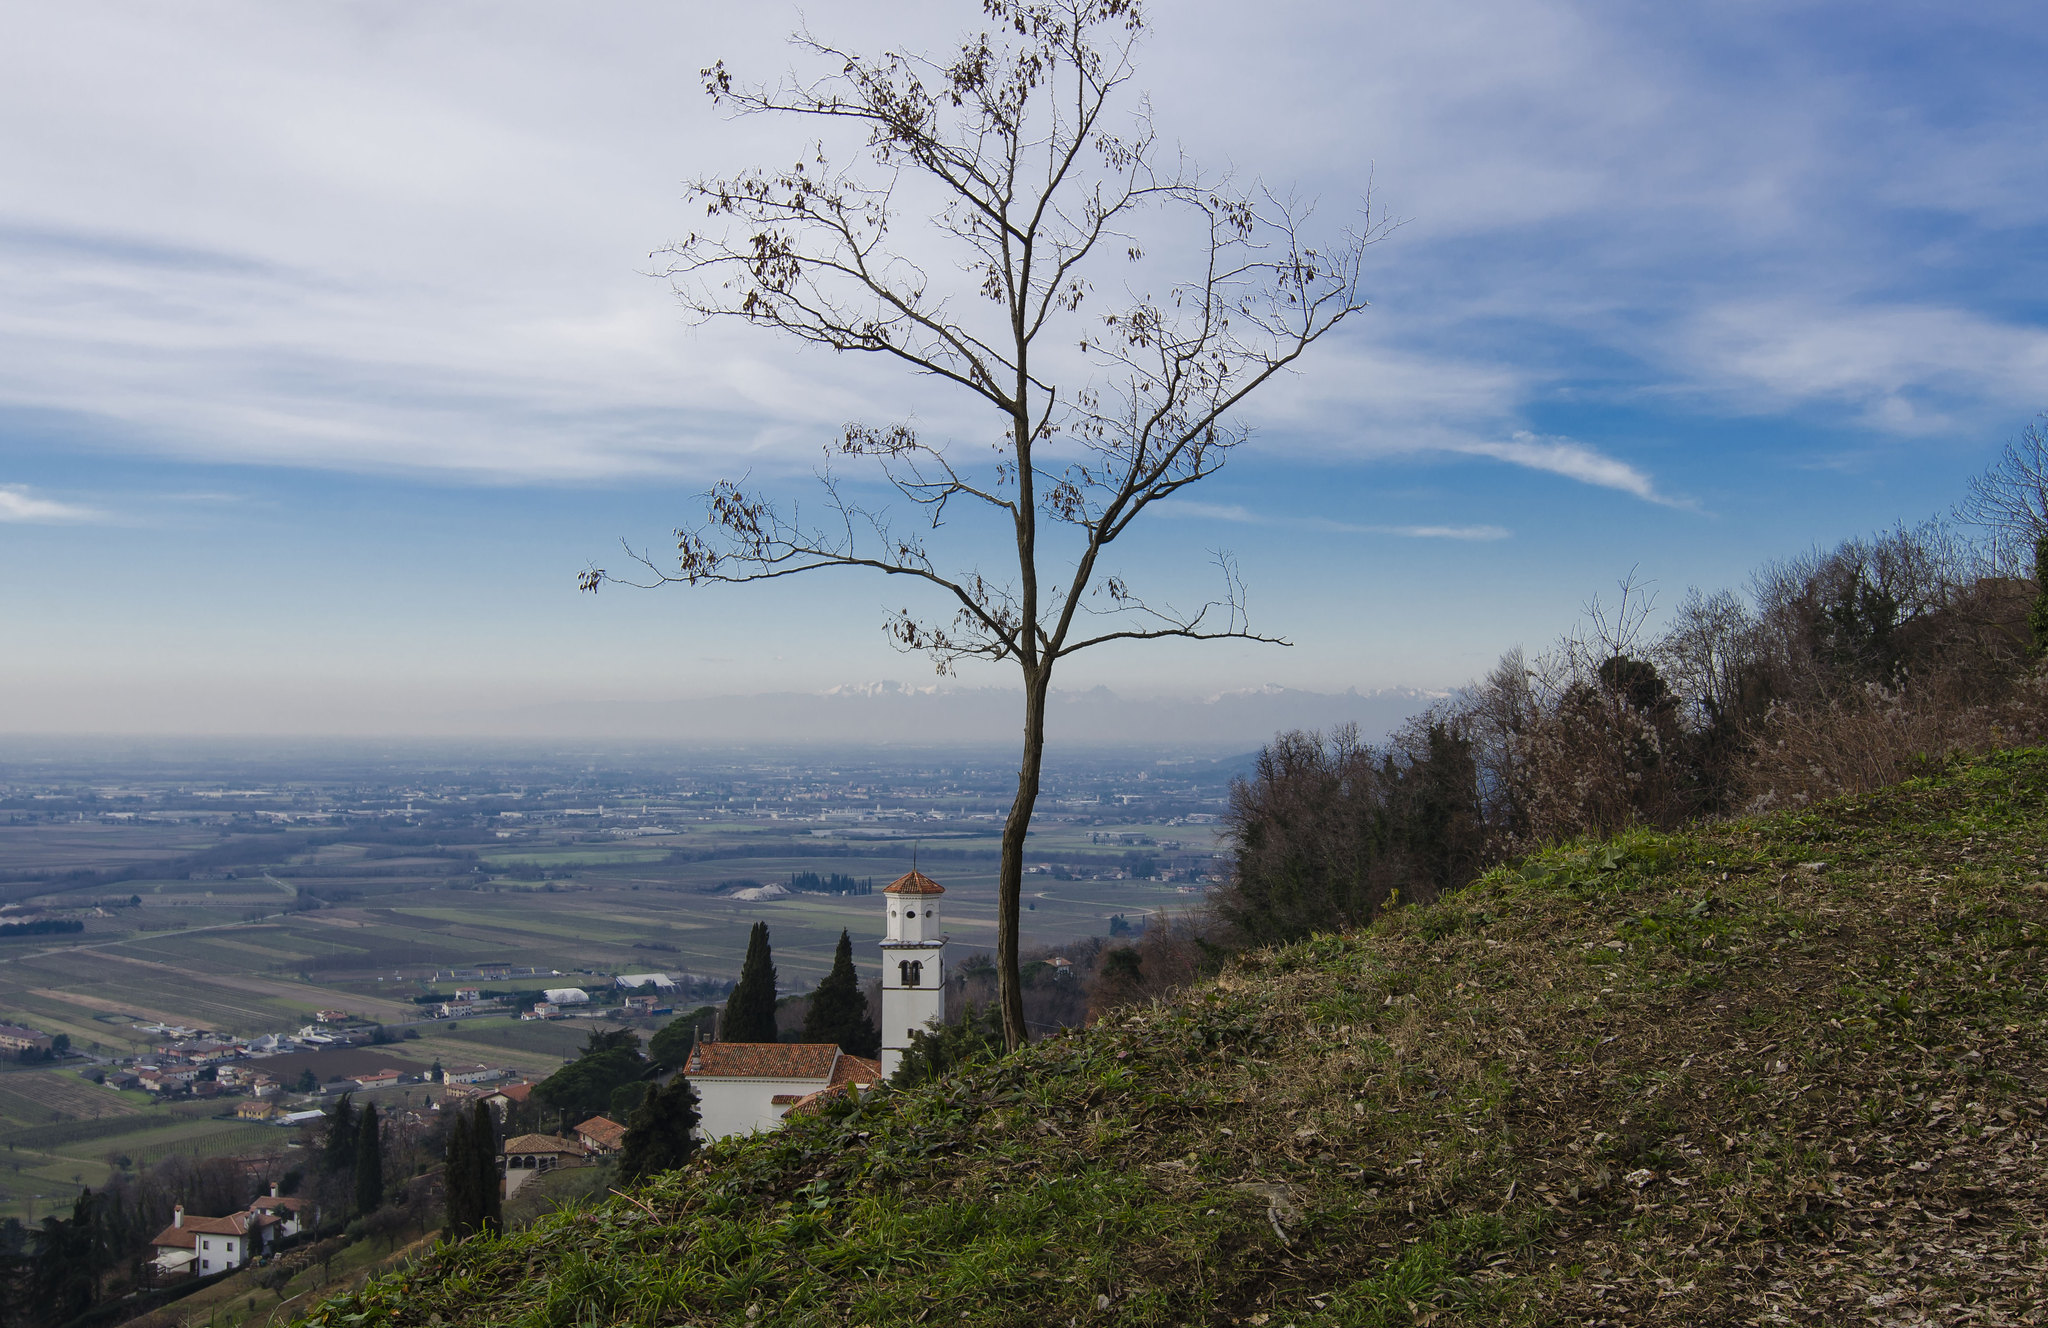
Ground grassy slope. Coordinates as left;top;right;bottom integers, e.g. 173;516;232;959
298;750;2048;1327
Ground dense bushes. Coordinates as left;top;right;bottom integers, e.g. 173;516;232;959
1216;426;2048;947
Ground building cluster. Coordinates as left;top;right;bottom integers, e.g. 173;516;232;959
470;869;948;1182
140;869;958;1275
92;1012;465;1110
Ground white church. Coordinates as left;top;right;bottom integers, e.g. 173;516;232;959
682;868;948;1141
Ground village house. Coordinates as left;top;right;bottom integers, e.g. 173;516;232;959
352;1068;407;1090
162;1039;238;1062
235;1100;279;1121
497;1133;589;1198
574;1115;626;1155
442;1063;504;1085
683;1043;882;1142
137;1066;197;1094
0;1024;55;1055
248;1182;309;1236
149;1203;282;1278
476;1082;534;1117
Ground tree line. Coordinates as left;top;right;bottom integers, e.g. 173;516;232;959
1215;428;2048;950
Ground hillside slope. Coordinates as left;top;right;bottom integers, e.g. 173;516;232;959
299;749;2048;1327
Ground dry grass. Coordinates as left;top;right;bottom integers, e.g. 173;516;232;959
295;747;2048;1327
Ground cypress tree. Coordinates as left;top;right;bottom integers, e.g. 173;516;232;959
617;1075;701;1185
724;921;779;1043
442;1108;476;1239
471;1101;502;1236
322;1093;358;1177
354;1103;384;1215
801;929;880;1057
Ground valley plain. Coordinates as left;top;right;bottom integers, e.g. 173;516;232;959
0;742;1238;1221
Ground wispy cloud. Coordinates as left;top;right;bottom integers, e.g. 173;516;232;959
0;485;99;523
1161;499;1509;540
1451;433;1688;508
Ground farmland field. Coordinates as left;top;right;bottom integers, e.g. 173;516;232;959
0;740;1241;1219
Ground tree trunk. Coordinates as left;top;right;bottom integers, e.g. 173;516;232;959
996;667;1052;1051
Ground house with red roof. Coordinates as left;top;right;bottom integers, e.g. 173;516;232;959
149;1204;282;1278
497;1133;589;1199
683;1042;882;1141
574;1115;627;1155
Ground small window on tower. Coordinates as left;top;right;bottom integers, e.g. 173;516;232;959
905;909;916;918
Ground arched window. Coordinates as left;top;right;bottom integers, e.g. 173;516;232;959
908;960;923;987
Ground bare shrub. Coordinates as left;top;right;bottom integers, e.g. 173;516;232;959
1742;665;2048;808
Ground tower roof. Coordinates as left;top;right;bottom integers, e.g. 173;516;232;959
883;869;946;896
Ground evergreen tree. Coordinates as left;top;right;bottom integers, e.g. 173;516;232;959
471;1101;502;1236
2031;535;2048;653
322;1093;358;1177
354;1104;384;1215
442;1108;477;1239
617;1076;700;1186
648;1008;717;1068
801;930;881;1058
723;922;779;1043
889;1003;1005;1088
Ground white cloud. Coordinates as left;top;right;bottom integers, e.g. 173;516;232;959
0;485;99;523
1160;499;1509;540
1451;433;1685;507
1674;301;2048;432
0;0;2039;487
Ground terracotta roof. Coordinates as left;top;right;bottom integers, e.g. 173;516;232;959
575;1116;627;1148
777;1054;884;1118
685;1042;840;1081
150;1210;275;1248
883;870;946;896
500;1133;587;1156
250;1195;308;1214
828;1054;883;1090
487;1082;533;1103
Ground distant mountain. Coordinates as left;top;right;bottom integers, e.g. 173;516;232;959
475;682;1440;751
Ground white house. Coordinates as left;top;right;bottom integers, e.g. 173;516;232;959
248;1183;309;1237
683;1042;882;1140
878;869;948;1078
149;1203;284;1277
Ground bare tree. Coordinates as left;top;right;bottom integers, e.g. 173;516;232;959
1958;414;2048;569
582;0;1387;1049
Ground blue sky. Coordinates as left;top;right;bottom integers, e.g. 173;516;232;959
2;1;2044;737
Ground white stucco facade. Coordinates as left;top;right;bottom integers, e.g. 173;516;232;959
879;870;948;1078
682;1043;878;1142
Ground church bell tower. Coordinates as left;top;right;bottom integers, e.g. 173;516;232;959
879;869;948;1078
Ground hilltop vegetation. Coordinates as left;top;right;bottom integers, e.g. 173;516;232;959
297;747;2047;1326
